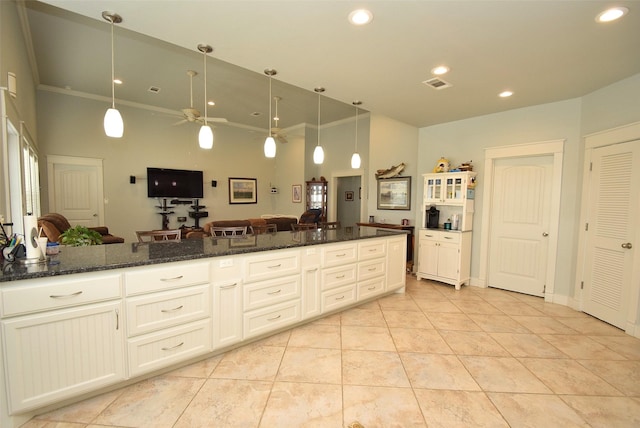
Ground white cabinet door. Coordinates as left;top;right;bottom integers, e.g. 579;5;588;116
212;279;243;349
386;236;407;291
2;301;125;413
302;266;321;319
418;234;439;276
437;241;460;281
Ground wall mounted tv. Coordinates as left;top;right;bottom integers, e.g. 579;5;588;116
147;167;204;199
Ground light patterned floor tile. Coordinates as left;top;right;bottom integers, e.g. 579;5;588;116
401;352;480;390
276;347;342;384
415;389;508;427
211;345;285;381
35;389;123;424
541;334;627;360
577;359;640;396
489;332;566;358
340;308;387;326
343;385;426;427
341;325;396;351
467;313;531;333
561;395;640;428
92;375;204;428
260;382;343;428
174;379;271;428
426;312;482;331
488;392;588;427
382;309;434;329
389;327;453;354
343;350;410;387
287;322;341;349
440;330;511;356
460;356;551;393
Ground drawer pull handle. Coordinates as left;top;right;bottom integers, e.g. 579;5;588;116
368;267;377;271
267;264;282;269
267;289;282;295
335;295;345;301
368;286;376;291
160;275;184;282
115;308;119;330
336;253;346;257
368;249;377;252
220;283;238;289
161;342;184;351
267;314;282;321
444;236;453;240
49;291;83;299
336;274;346;279
161;305;184;313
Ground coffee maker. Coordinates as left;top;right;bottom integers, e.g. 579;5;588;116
426;205;440;229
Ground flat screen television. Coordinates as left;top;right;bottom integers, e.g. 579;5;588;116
147;167;204;199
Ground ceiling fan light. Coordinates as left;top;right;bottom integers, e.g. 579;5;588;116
199;124;213;149
351;152;361;169
104;107;123;138
264;136;276;158
313;145;325;164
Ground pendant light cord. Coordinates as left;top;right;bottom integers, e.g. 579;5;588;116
203;50;208;126
317;92;321;146
354;105;358;151
110;19;115;109
268;76;272;137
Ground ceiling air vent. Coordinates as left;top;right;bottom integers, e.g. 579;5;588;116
148;86;161;94
422;77;452;90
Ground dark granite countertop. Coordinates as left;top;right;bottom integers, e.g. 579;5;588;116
0;228;407;283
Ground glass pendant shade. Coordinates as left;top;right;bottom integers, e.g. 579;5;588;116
264;136;276;158
351;152;361;169
199;124;213;149
313;145;325;164
104;108;123;138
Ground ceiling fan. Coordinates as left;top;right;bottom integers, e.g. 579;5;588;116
173;70;227;126
270;96;287;143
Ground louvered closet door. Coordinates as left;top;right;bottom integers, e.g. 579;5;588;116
583;140;640;329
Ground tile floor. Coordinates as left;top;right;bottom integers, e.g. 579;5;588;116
23;275;640;427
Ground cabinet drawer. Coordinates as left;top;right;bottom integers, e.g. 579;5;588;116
243;275;301;312
243;300;301;339
358;239;387;261
419;230;461;244
127;319;212;377
321;243;357;268
244;250;300;283
321;264;357;291
439;232;461;244
358;278;386;301
126;284;211;336
322;284;357;313
125;262;210;295
357;259;386;282
1;273;122;317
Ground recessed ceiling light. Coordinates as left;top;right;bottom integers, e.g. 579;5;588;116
348;9;373;25
208;101;215;106
113;78;122;85
431;65;450;75
499;91;513;98
596;7;629;22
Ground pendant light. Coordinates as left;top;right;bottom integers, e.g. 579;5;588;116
197;44;214;149
313;87;325;164
351;101;362;169
263;69;277;158
102;12;123;138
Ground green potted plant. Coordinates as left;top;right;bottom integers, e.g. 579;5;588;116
59;226;103;246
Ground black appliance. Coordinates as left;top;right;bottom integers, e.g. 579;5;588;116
426;206;440;229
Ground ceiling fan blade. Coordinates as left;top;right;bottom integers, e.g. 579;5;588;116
276;135;288;144
202;117;228;123
172;119;188;126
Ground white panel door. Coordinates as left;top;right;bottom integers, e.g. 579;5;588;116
488;156;553;296
583;140;640;329
47;155;104;227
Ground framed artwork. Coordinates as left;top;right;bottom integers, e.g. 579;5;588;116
377;176;411;210
292;184;302;203
228;177;257;204
345;190;354;201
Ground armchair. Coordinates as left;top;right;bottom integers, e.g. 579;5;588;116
38;213;124;244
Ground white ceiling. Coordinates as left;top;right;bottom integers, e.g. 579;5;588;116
28;0;640;130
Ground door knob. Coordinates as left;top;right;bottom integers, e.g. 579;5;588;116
93;214;98;217
622;243;633;249
542;232;549;237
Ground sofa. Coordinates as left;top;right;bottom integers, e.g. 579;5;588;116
38;213;125;244
202;216;298;235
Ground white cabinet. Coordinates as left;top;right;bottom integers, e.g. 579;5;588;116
123;260;212;376
417;230;471;290
301;247;321;320
422;172;476;231
320;242;358;312
212;279;243;349
1;271;125;413
386;236;408;292
242;250;303;339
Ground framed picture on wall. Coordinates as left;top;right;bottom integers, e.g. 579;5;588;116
377;176;411;210
229;177;257;204
292;184;302;203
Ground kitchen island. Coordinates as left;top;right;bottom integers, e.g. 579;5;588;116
0;228;407;427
